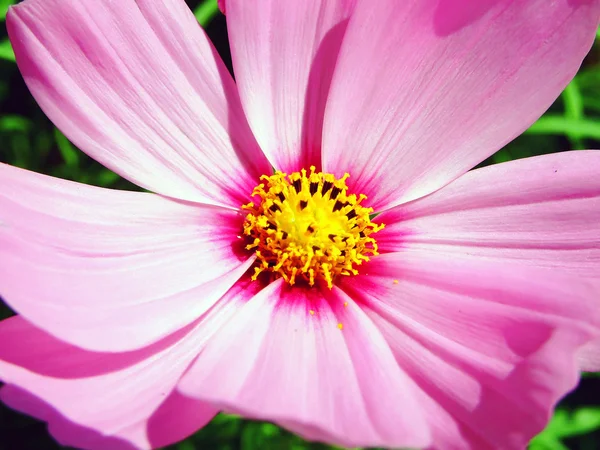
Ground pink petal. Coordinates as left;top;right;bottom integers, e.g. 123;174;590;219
376;151;600;280
0;313;227;450
226;0;356;172
340;251;599;448
7;0;270;207
578;282;600;371
218;0;226;14
578;338;600;372
0;164;253;352
178;279;431;449
322;0;600;211
376;150;600;372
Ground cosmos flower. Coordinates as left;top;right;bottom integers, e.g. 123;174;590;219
1;0;600;449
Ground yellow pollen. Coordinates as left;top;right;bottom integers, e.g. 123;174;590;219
343;302;348;307
309;310;315;315
393;279;399;284
337;323;344;330
242;166;384;289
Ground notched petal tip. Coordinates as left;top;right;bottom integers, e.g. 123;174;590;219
322;0;600;211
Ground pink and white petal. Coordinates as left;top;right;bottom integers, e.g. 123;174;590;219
0;164;252;352
2;386;217;450
226;0;356;172
0;279;259;448
376;151;600;280
578;280;600;372
178;279;431;449
376;151;600;373
341;251;599;449
322;0;600;211
578;337;600;372
1;385;137;450
7;0;270;207
0;312;228;450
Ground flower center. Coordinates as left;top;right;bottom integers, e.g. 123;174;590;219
242;166;384;289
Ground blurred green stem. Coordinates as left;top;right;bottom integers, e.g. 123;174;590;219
526;115;600;141
54;128;80;168
194;0;220;27
561;81;586;149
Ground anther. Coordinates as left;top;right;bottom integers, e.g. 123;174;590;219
242;168;384;289
310;182;319;196
292;178;302;193
330;186;341;199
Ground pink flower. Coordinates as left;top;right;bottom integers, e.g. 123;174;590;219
1;0;600;449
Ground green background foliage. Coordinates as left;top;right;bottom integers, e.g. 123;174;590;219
0;1;599;449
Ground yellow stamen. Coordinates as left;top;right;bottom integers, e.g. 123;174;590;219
242;166;384;289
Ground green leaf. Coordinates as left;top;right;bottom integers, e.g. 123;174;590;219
530;409;570;450
54;128;80;168
491;148;512;164
0;0;16;21
529;437;570;450
0;38;15;62
559;408;600;438
0;115;32;132
194;0;220;27
0;115;32;133
536;409;570;437
532;407;600;450
260;423;281;438
94;169;121;187
240;422;266;450
176;442;195;450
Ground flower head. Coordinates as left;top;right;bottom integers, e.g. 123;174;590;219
242;166;383;288
1;0;600;449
